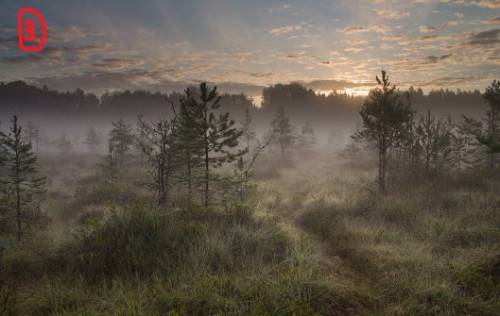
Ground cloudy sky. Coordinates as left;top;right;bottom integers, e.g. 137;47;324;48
0;0;499;100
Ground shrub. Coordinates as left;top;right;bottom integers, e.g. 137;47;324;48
62;208;201;281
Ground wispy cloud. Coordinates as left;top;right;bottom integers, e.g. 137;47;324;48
419;21;459;33
338;24;389;34
374;9;410;20
269;24;302;36
443;0;500;9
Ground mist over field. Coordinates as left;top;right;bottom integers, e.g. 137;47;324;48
1;1;500;315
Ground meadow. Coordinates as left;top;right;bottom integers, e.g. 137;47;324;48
1;149;499;316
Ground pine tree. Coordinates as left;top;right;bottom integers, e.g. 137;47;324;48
0;122;6;178
108;119;134;166
83;127;102;153
178;83;244;207
1;116;45;241
241;109;256;157
173;91;205;199
354;71;413;193
270;106;294;160
0;123;8;233
463;80;500;169
23;122;40;153
297;122;316;152
137;114;177;207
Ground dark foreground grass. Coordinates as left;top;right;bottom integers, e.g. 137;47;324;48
2;154;499;315
0;175;368;315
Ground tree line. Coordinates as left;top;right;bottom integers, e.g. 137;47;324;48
0;80;486;125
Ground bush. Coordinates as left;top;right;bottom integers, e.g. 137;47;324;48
63;208;202;281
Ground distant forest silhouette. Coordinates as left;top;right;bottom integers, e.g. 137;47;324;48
0;80;486;129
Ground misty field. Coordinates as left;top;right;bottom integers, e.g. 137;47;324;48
0;149;499;315
1;76;500;316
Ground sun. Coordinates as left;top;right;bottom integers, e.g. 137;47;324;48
316;88;370;97
343;87;370;97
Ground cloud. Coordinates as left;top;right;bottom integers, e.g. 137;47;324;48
481;16;500;25
402;75;484;87
0;36;17;50
381;33;407;42
417;34;454;42
347;39;369;46
28;69;265;96
374;9;410;20
419;21;459;33
475;0;500;8
49;26;90;43
269;24;302;36
268;4;291;13
302;79;373;91
30;69;190;92
344;47;366;53
421;53;453;64
443;0;500;9
91;57;142;70
338;24;389;34
0;44;109;65
465;28;500;46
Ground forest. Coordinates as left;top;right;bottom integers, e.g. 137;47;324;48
0;69;499;315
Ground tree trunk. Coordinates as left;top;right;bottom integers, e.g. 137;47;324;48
15;145;22;241
379;148;386;194
378;131;386;194
187;157;192;199
203;104;210;208
158;156;166;207
204;145;209;207
489;109;497;169
239;180;244;202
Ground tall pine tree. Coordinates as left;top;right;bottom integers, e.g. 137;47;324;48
23;122;40;154
297;122;316;152
137;114;177;207
354;71;413;193
270;106;294;160
108;119;135;166
2;116;45;241
174;90;205;199
241;109;257;158
463;80;500;169
178;83;244;207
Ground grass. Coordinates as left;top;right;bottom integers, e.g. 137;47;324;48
1;153;499;315
258;156;500;315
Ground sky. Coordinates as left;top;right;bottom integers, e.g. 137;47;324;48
0;0;499;102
